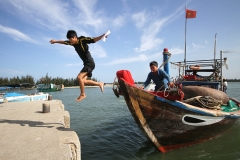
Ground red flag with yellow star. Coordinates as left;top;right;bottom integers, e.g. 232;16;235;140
186;9;196;18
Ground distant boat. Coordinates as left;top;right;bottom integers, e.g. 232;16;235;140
0;87;49;103
1;83;35;88
37;83;64;92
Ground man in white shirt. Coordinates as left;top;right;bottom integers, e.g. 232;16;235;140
223;79;228;94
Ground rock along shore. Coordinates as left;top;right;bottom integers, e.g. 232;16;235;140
0;100;80;160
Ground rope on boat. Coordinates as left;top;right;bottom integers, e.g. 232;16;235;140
183;96;223;110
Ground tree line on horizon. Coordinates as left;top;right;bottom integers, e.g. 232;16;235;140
1;74;240;87
0;74;100;87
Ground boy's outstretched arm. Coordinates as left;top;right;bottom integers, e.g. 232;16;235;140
49;40;65;44
93;34;108;42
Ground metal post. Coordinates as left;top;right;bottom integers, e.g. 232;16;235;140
163;48;170;75
42;103;50;113
214;33;217;68
48;95;52;101
220;50;223;91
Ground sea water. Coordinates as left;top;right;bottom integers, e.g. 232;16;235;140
47;82;240;160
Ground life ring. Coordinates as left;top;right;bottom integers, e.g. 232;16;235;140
190;65;201;70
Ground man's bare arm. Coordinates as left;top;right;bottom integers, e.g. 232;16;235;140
93;34;107;42
49;40;65;44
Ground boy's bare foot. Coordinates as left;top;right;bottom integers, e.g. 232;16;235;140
75;95;86;102
99;82;104;92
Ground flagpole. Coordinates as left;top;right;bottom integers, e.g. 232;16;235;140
184;12;187;65
184;2;187;74
184;1;197;74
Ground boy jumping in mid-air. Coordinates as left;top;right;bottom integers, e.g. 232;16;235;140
50;30;108;102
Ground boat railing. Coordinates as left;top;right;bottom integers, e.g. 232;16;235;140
171;58;226;81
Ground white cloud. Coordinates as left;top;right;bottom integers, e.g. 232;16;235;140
66;63;81;67
4;0;73;31
0;24;38;43
90;44;107;58
72;0;128;30
136;18;167;52
133;6;184;53
0;0;126;37
169;47;184;55
192;43;205;49
107;46;184;66
112;15;126;28
132;11;148;29
121;0;130;12
107;54;148;65
0;0;103;36
73;0;104;29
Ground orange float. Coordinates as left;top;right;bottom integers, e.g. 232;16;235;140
190;65;201;70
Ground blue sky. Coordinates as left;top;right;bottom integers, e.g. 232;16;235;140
0;0;240;83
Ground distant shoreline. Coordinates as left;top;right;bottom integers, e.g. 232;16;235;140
65;84;112;89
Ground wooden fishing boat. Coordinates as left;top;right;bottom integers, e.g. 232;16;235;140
113;70;240;152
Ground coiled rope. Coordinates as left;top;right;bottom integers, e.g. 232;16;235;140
183;96;223;110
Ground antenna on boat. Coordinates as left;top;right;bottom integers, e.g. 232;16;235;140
214;33;217;68
220;50;223;91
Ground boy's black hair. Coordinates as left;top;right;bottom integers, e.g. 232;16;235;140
149;61;158;67
66;30;77;39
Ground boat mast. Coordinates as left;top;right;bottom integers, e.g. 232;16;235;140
184;2;187;70
214;33;217;68
220;50;223;91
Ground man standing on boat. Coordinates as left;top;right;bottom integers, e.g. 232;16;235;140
140;61;174;91
223;78;228;94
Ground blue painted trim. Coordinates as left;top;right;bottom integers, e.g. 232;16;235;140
155;96;240;119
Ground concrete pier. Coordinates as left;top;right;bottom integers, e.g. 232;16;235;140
0;100;80;160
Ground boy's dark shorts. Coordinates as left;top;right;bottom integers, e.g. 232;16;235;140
81;62;95;77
